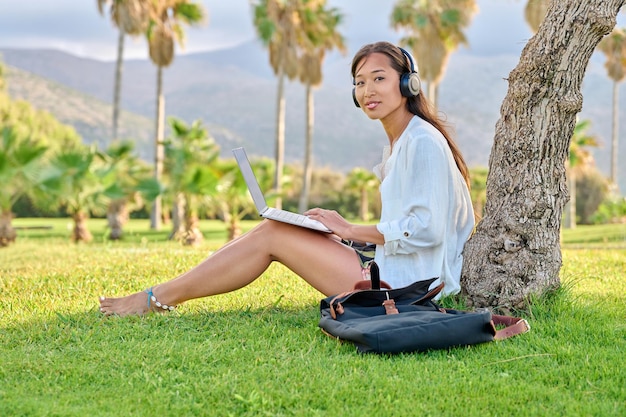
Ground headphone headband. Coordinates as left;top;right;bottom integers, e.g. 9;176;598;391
397;47;417;73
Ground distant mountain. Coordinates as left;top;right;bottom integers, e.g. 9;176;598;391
1;43;624;192
4;65;154;159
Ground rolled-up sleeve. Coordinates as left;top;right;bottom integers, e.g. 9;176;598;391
376;131;449;255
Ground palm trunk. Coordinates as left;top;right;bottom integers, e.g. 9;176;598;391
0;210;16;247
112;30;124;141
151;65;165;230
427;81;437;108
563;169;577;229
72;212;92;243
299;83;314;213
610;80;619;187
184;211;203;246
227;215;242;242
570;172;577;229
360;188;369;222
274;69;286;210
107;198;129;240
169;192;186;241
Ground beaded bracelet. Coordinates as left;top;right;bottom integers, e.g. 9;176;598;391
145;287;176;311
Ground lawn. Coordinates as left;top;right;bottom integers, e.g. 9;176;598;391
1;219;625;416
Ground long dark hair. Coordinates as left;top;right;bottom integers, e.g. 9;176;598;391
351;41;471;189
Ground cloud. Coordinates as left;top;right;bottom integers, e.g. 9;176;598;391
7;0;606;62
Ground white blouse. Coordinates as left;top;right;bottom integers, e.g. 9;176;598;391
374;116;475;295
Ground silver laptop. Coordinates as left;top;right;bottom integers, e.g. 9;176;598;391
232;147;332;233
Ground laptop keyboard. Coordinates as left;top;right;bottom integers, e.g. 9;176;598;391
266;208;307;224
263;207;331;232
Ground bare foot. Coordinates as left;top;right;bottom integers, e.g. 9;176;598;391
99;290;170;317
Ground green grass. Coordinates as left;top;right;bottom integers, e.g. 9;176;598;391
561;223;626;248
1;219;625;416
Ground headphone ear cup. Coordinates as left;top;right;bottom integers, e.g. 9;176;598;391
400;72;421;98
352;87;361;108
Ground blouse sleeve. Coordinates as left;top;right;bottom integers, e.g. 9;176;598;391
376;132;451;255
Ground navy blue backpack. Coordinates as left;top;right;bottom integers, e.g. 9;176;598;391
319;263;529;354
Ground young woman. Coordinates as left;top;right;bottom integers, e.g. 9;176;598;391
99;41;474;316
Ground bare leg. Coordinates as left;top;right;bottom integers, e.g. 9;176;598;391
99;220;364;316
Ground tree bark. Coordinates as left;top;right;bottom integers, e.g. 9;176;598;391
461;0;624;310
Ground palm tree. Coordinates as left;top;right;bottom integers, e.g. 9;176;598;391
103;140;155;240
0;82;82;247
206;159;258;241
524;0;551;33
597;27;626;189
297;1;346;213
564;119;600;229
145;0;206;230
164;117;219;245
0;127;48;246
97;0;149;141
39;145;126;243
252;0;303;209
391;0;478;106
345;168;379;222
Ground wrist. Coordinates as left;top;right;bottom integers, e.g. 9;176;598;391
342;224;357;242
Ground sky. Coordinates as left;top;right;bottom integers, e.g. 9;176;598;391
0;0;542;62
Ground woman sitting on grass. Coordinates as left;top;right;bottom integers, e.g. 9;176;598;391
99;41;475;316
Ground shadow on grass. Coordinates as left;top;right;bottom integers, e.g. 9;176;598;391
2;303;326;354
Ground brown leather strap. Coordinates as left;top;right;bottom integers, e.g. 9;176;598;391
328;280;393;319
382;299;399;315
491;315;531;340
328;292;350;319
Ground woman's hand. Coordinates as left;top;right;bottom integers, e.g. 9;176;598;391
305;208;385;245
304;208;352;239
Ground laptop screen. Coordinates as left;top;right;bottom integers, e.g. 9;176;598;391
232;147;269;212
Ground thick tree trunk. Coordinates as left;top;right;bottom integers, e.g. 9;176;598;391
461;0;624;309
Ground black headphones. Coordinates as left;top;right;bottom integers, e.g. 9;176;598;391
352;46;421;108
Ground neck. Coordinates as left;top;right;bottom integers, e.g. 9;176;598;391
382;110;414;148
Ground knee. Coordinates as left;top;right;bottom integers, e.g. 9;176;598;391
250;219;286;238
